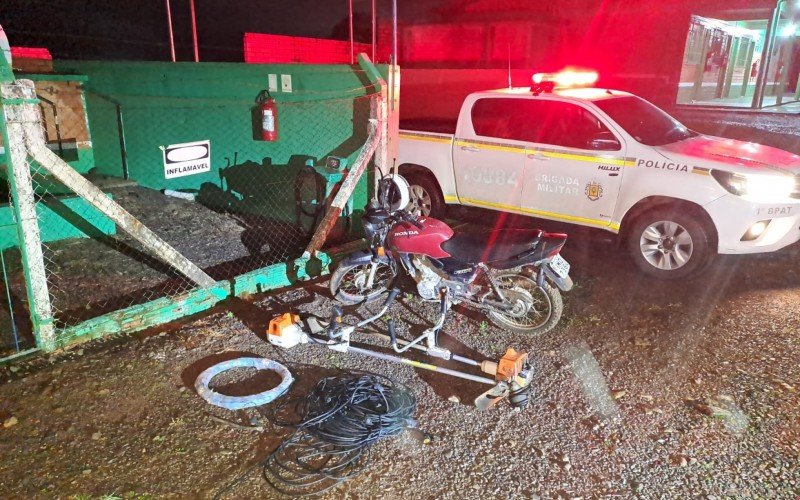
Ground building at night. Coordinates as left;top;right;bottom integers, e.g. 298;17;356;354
397;0;798;114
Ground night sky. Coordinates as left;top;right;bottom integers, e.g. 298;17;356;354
0;0;437;62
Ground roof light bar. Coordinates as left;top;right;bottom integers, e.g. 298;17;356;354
532;69;599;93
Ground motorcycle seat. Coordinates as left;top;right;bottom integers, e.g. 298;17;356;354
441;228;543;266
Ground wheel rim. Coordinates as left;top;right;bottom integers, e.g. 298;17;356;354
338;263;393;298
639;220;693;271
490;275;552;330
408;184;432;217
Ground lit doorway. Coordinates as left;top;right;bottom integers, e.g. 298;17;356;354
763;16;800;106
676;1;800;111
677;16;762;107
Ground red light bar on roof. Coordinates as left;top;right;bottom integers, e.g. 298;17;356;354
532;68;598;92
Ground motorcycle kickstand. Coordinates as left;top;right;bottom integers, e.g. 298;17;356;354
424;288;452;360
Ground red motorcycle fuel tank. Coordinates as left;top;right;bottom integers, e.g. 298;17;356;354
386;217;453;258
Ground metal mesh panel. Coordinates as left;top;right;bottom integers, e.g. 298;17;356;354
22;159;198;331
0;50;390;357
0;179;32;357
49;95;369;334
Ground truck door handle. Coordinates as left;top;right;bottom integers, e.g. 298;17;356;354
527;153;549;161
460;145;480;152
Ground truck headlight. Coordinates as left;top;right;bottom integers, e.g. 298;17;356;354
711;170;795;202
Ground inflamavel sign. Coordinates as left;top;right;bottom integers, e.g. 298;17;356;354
162;140;212;179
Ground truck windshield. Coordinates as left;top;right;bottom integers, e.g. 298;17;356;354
594;96;696;146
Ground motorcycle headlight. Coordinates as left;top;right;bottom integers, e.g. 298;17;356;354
711;170;795;202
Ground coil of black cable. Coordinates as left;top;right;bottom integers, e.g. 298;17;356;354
260;373;416;496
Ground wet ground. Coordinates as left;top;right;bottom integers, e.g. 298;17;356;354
0;206;799;498
674;108;800;155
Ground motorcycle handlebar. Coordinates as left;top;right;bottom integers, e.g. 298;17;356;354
399;210;424;229
375;210;423;234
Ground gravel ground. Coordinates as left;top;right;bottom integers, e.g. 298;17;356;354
1;206;799;499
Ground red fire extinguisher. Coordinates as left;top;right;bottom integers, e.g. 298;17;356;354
259;90;278;142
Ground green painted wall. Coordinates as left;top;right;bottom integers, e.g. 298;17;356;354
52;60;379;214
0;146;93;179
0;194;116;250
60;146;95;173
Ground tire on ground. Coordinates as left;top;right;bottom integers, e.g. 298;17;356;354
329;261;394;305
488;278;563;336
625;206;715;279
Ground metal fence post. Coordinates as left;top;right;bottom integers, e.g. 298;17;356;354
303;54;386;257
1;81;57;351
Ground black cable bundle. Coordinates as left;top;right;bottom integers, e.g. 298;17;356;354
261;373;416;496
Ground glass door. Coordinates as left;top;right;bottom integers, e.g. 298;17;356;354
764;18;800;106
677;16;761;107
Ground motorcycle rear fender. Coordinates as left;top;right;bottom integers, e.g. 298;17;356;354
542;265;573;292
536;233;567;261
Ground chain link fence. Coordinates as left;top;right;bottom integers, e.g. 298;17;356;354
36;79;90;163
1;57;386;358
1;180;29;358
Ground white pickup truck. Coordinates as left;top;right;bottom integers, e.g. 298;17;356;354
396;81;800;279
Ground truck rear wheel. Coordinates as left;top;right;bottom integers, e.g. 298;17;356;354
403;174;445;219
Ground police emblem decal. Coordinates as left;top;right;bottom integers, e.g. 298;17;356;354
585;181;603;201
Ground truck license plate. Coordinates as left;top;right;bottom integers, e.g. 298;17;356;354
549;254;570;278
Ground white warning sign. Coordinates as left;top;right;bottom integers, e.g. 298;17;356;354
162;140;211;179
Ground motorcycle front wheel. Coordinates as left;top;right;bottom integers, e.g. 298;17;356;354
487;273;563;335
329;260;397;305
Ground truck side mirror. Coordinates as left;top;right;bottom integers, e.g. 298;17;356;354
587;131;621;151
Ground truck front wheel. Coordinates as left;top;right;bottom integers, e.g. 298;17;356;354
626;208;715;279
403;174;445;219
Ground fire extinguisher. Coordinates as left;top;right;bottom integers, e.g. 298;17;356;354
258;90;278;142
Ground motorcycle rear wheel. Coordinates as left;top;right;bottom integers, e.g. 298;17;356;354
329;260;397;305
487;273;563;335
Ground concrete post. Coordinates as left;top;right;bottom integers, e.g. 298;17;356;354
1;81;57;350
692;28;713;102
740;39;756;97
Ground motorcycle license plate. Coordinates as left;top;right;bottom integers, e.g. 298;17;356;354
549;254;570;278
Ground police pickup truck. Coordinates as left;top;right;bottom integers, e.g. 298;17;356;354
396;70;800;279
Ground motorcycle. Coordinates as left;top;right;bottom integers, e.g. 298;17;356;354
329;175;573;335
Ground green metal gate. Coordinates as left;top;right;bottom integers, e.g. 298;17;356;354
0;29;388;362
